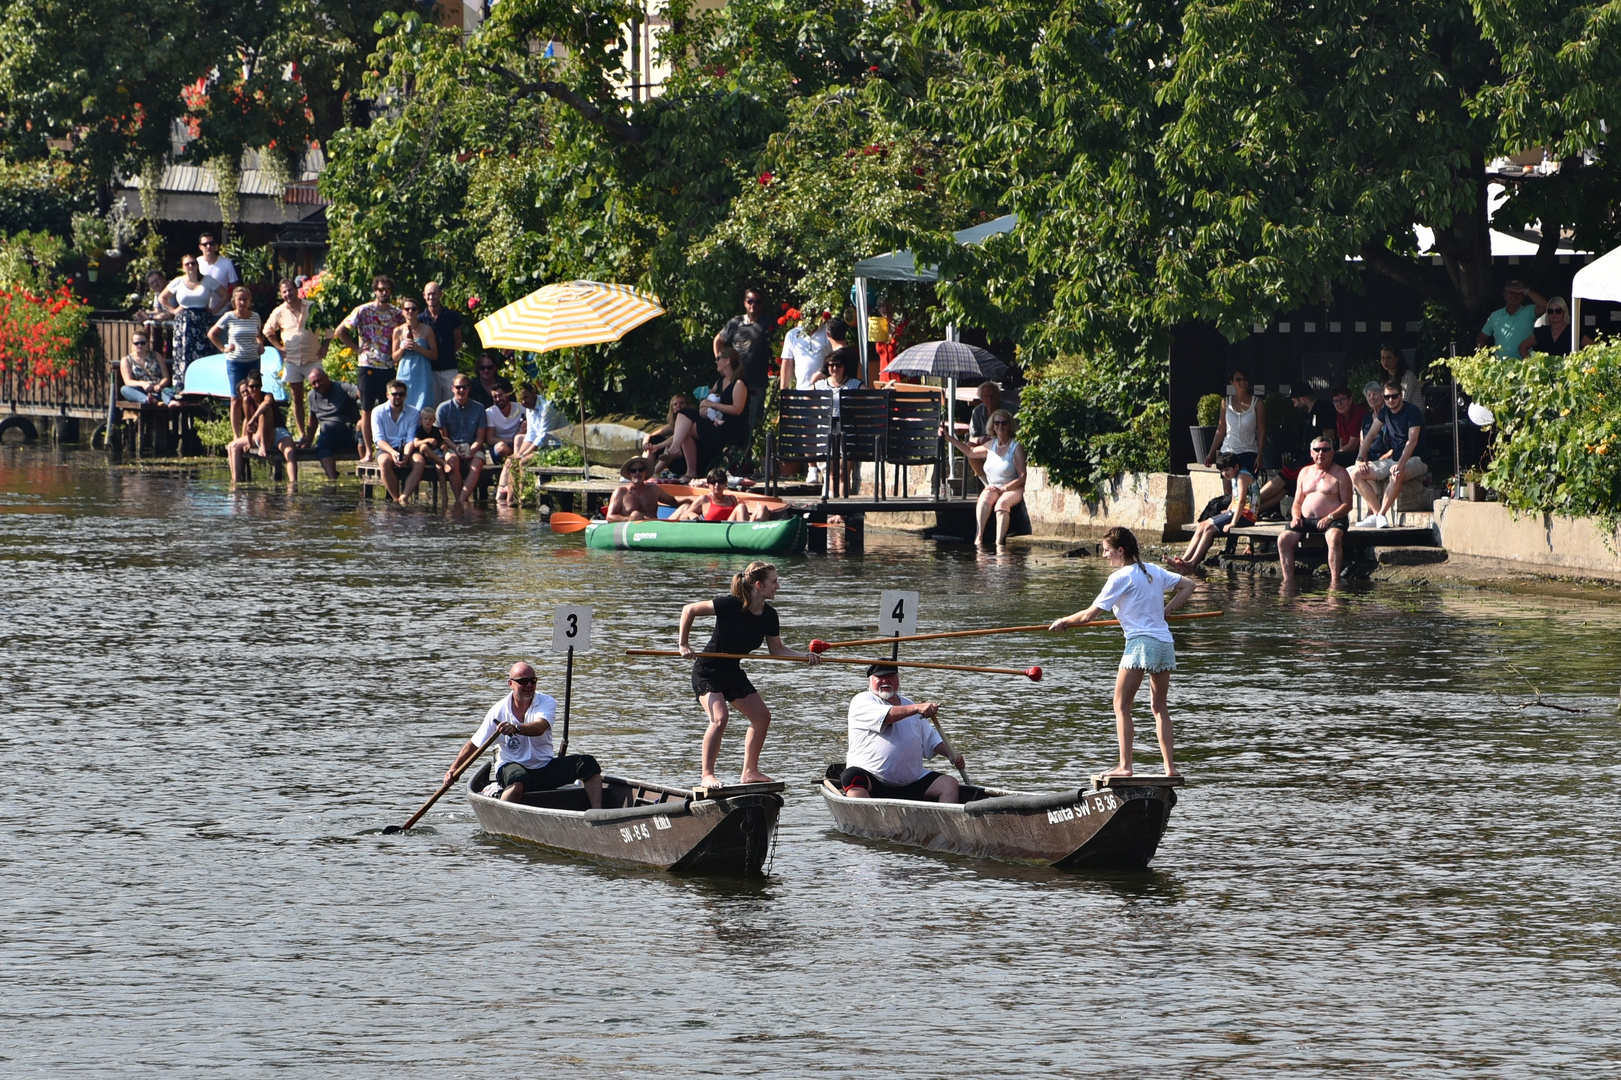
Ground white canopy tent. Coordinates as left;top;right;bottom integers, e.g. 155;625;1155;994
850;214;1019;481
1571;245;1621;352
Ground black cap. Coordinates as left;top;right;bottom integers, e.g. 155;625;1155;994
866;663;899;678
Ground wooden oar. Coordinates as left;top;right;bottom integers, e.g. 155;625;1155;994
929;710;971;785
809;610;1225;652
382;729;501;835
548;511;592;534
625;649;1042;681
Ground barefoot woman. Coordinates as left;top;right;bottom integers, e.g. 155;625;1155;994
678;561;819;788
1048;526;1197;777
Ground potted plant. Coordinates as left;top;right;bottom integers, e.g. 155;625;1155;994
1191;393;1223;463
1460;468;1488;501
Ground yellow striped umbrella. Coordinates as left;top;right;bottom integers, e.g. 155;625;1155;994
474;280;665;353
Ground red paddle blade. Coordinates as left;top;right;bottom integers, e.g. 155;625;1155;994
549;512;591;534
1026;666;1043;682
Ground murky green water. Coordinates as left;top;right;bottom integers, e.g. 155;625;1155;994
3;448;1618;1077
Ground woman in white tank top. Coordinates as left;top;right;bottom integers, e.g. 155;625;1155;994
1201;366;1265;521
941;407;1027;548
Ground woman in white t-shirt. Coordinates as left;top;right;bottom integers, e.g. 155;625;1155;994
160;256;226;385
1048;526;1198;778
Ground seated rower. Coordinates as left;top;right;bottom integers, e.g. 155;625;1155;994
605;456;680;521
840;663;965;803
444;661;604;806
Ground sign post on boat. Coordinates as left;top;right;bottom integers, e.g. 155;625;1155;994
879;590;919;662
553;605;592;755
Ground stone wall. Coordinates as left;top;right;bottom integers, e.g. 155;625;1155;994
859;463;1194;542
1433;500;1621;581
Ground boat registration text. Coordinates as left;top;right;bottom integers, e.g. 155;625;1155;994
1047;792;1118;825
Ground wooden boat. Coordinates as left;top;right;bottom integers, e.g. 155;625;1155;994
466;763;785;874
816;763;1182;869
584;514;808;554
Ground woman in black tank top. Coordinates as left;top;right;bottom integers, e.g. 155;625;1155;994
678;561;820;789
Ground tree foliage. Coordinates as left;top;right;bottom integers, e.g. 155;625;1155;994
315;0;973;416
1452;345;1621;535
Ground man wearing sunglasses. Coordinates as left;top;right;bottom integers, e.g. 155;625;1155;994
443;661;603;806
605;456;680;521
1351;381;1427;528
1278;439;1353;587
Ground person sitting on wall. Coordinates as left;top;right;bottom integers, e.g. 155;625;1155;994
1169;453;1251;573
1352;381;1427;529
1279;437;1354;588
298;367;363;480
839;663;964;804
1330;385;1368;468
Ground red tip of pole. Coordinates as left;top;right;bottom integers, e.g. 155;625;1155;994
809;639;830;654
1026;666;1043;682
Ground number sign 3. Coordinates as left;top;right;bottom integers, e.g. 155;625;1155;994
552;605;593;653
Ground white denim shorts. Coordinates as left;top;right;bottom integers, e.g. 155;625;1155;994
1120;636;1177;673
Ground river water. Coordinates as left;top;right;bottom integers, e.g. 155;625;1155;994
2;448;1618;1077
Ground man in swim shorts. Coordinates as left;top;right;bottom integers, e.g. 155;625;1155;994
605;457;679;521
839;664;965;803
1278;437;1353;587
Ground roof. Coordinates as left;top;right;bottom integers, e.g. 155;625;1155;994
123;147;327;202
852;213;1019;282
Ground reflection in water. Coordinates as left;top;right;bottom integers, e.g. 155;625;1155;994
2;447;1620;1077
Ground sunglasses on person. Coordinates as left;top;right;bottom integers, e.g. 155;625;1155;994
132;339;148;346
1311;444;1333;453
401;305;418;313
1549;307;1568;315
1383;393;1401;400
509;676;536;686
992;419;1011;426
625;466;648;475
453;383;471;392
200;240;216;248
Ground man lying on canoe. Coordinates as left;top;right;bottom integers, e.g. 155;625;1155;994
445;661;604;806
839;663;966;803
605;456;682;521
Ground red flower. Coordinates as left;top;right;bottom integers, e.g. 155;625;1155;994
467;296;481;311
868;65;880;73
758;171;774;185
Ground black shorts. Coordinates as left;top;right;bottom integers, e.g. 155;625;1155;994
692;660;758;703
358;366;398;411
839;766;943;800
1288;515;1348;535
496;754;600;792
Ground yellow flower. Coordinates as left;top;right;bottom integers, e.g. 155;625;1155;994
1560;408;1570;416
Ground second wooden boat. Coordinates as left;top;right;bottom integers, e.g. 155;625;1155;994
816;763;1181;869
466;764;785;874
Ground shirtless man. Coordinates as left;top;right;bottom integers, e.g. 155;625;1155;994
604;457;679;521
1277;437;1353;587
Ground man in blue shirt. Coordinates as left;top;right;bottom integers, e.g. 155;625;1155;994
1352;381;1428;528
435;375;490;506
1477;279;1546;361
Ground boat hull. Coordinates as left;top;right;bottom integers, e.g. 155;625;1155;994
467;765;783;874
816;766;1178;869
584;515;807;554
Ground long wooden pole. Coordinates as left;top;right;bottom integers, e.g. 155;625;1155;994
624;649;1042;681
383;728;501;834
809;610;1225;652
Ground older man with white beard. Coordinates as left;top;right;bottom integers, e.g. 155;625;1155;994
838;663;965;803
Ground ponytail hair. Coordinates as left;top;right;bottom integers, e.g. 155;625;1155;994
730;560;776;602
1102;526;1147;576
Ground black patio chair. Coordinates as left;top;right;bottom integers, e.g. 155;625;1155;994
833;389;891;499
884;387;943;499
765;389;834;496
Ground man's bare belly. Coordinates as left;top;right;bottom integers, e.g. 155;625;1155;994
1295;468;1346;520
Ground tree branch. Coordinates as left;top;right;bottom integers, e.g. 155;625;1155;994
479;62;645;144
1359;241;1451;306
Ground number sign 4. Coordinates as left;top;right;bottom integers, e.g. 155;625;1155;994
552;605;593;653
878;590;919;639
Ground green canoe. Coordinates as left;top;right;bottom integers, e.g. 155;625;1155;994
584;516;809;554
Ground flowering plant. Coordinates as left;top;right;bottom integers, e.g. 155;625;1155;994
298;270;329;301
0;283;91;388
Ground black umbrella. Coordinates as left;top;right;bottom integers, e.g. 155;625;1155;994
885;340;1010;383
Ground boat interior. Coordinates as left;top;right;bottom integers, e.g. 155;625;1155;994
821;762;992;804
470;765;690;812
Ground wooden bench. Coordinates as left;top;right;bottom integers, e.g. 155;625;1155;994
355;458;497;504
112;399;204;456
1179;520;1437;568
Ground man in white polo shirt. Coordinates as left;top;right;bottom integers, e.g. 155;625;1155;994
838;663;965;803
443;660;603;805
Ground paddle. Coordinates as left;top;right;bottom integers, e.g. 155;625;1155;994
624;648;1042;681
548;511;592;534
809;610;1225;652
382;728;501;835
929;709;972;785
